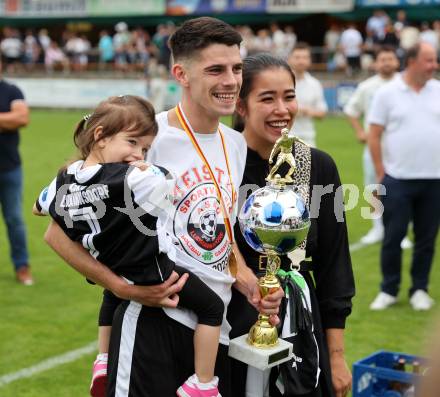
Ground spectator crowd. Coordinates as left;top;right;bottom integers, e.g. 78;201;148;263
1;9;440;78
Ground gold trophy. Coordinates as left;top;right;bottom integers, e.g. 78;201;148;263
229;128;310;369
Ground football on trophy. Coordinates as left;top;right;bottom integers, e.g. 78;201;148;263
238;184;310;255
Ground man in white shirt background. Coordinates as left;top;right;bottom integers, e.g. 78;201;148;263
288;42;328;147
344;46;412;249
368;42;440;312
340;22;363;76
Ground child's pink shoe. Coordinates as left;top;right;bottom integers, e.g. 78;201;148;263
177;374;221;397
90;354;108;397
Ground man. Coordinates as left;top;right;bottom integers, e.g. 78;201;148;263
44;17;282;397
0;58;32;285
368;42;440;311
339;23;363;76
344;46;412;248
288;42;328;147
366;9;389;42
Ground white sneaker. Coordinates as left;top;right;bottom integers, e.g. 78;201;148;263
360;227;384;245
400;237;413;250
410;290;434;311
370;292;397;310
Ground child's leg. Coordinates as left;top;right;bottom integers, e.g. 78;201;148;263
194;324;221;382
98;326;112;354
173;265;224;384
91;290;123;397
97;289;122;353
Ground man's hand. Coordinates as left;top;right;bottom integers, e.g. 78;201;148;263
117;271;189;308
329;352;352;397
355;128;367;143
232;244;284;325
249;284;284;326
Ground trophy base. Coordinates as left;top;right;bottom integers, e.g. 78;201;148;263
228;334;293;371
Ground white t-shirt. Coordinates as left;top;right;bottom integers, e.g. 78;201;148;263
400;26;420;50
344;74;396;131
147;111;247;344
340;28;363;57
368;74;440;179
366;15;388;40
1;38;22;58
290;72;328;147
420;30;439;51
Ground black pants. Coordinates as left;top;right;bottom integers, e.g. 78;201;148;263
107;302;231;397
381;175;440;296
99;265;224;327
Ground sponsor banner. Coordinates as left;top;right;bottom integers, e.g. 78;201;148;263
9;76;357;113
2;0;85;16
266;0;354;13
166;0;266;15
87;0;165;16
357;0;440;6
323;83;357;113
8;78;148;108
1;0;165;17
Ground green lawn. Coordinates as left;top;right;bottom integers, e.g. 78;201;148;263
0;111;438;396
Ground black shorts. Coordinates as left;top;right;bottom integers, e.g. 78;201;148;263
107;302;231;397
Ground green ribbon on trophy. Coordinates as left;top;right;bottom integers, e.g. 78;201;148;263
277;269;313;336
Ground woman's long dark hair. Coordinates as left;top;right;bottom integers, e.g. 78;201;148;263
234;53;296;131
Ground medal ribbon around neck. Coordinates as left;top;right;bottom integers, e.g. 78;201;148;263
174;103;236;245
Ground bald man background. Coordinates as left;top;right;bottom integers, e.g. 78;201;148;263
368;42;440;311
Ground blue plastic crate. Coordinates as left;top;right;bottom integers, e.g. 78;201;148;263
353;350;427;397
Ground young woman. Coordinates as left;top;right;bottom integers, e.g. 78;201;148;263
34;95;226;397
228;53;355;397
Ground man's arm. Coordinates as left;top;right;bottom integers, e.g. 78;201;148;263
299;104;326;119
300;82;327;119
44;220;188;307
347;116;367;143
0;100;30;131
367;123;385;181
326;328;352;397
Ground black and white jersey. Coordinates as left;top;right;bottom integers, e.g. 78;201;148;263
36;160;176;285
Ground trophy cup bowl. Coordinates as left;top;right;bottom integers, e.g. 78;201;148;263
239;184;310;257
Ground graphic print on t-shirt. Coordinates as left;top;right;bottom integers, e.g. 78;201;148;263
172;172;234;273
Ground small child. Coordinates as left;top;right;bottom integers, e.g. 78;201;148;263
34;95;224;397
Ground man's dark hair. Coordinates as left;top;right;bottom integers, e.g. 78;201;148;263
169;17;242;61
374;45;397;60
405;43;422;67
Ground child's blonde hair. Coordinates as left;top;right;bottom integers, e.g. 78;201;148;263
74;95;158;160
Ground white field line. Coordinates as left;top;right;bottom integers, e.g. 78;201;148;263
0;240;370;387
0;341;97;387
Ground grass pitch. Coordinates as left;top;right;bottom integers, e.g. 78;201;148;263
0;111;438;396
